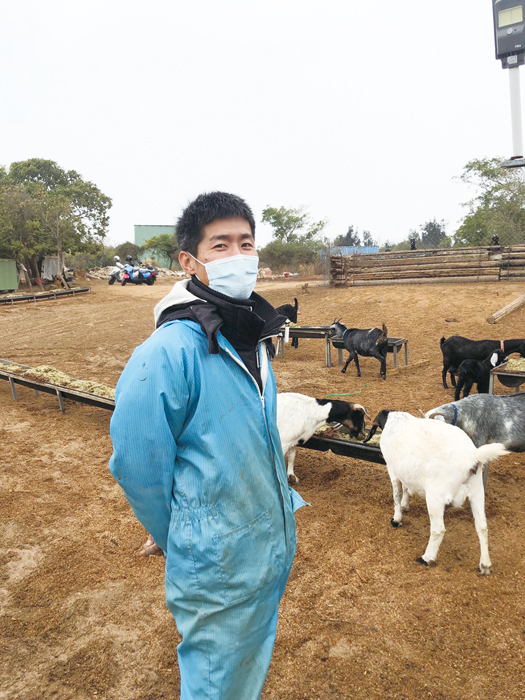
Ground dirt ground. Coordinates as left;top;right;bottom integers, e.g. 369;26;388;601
1;276;525;700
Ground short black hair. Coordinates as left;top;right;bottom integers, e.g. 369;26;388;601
176;191;256;256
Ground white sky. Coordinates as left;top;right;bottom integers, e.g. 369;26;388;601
0;1;520;249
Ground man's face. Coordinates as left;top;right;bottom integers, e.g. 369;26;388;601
179;216;256;286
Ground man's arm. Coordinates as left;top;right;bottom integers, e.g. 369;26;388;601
109;337;189;553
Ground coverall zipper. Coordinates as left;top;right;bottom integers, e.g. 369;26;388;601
221;341;289;544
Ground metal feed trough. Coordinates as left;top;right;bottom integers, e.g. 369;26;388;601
275;326;335;366
302;431;385;465
489;361;525;394
0;358;386;467
0;359;115;413
0;287;90;305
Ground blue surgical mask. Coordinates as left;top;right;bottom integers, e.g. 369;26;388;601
191;253;259;299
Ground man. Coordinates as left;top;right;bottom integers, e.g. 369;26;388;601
109;192;306;699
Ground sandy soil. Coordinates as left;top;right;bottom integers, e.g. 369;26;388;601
1;276;525;700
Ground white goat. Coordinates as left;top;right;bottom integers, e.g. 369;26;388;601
364;410;509;574
276;392;368;483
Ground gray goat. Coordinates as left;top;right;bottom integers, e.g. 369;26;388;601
425;393;525;451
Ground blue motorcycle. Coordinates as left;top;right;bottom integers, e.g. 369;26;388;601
121;258;157;286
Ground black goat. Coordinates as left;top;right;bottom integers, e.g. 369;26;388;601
454;349;507;401
440;335;525;389
330;320;388;379
275;298;299;348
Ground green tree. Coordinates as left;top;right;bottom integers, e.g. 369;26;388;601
258;239;321;272
334;225;361;247
454;157;525;246
259;205;326;272
143;233;178;269
261;206;326;243
0;183;47;282
419;218;447;248
114;241;143;262
0;159;112;264
362;230;376;247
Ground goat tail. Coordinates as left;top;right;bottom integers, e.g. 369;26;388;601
475;443;509;465
293;297;298;310
440;336;446;346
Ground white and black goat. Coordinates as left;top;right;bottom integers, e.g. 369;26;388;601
425;392;525;451
440;335;525;389
276;392;368;483
330;320;388;379
364;410;508;574
275;298;299;348
454;349;507;401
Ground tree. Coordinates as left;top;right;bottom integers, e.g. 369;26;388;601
259;205;327;271
454;157;525;246
261;206;327;243
419;219;447;248
114;241;143;262
258;239;321;272
362;230;376;247
143;233;178;269
334;225;361;247
0;159;112;275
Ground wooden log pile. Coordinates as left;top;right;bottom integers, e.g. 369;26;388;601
330;246;525;287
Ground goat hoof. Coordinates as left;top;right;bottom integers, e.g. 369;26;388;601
390;519;401;528
478;564;492;576
417;557;436;567
288;475;299;485
341;369;346;374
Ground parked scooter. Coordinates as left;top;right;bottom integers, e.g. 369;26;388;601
121;256;158;286
108;256;125;285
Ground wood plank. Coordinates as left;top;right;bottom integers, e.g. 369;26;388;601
487;292;525;324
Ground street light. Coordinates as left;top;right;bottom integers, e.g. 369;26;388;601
493;1;525;165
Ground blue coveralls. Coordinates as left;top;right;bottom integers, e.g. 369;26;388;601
109;318;305;699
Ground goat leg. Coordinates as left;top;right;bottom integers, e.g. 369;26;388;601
353;353;362;377
469;471;492;575
341;354;353;374
390;477;404;527
418;495;446;566
286;446;299;484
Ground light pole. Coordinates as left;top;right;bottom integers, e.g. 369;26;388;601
493;0;525;166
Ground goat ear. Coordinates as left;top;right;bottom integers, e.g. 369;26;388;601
490;352;499;367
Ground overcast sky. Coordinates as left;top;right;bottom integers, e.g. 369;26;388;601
0;1;520;249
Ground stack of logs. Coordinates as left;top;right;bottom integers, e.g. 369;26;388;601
330;246;525;286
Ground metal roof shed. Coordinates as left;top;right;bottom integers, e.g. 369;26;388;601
0;259;18;292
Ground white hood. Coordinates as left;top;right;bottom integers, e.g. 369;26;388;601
153;278;206;326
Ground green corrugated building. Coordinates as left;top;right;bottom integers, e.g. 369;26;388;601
134;225;176;268
0;259;19;292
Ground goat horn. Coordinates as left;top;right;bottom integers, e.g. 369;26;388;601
417;408;425;417
353;403;370;417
